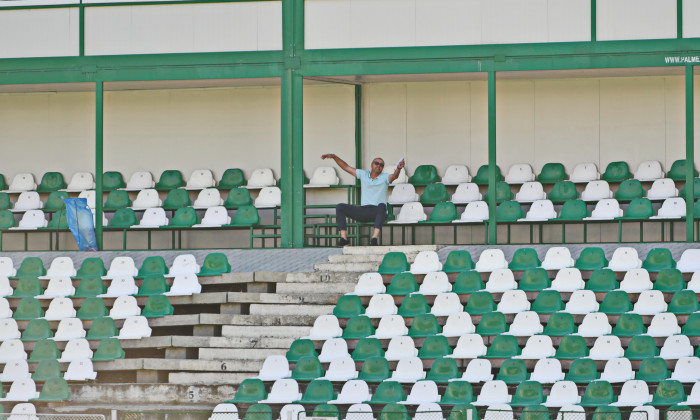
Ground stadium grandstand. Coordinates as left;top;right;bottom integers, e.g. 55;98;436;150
0;1;699;420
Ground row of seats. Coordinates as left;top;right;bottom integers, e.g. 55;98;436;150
0;376;73;402
389;197;697;224
1;295;174;321
0;336;125;364
389;179;698;206
0;315;151;342
2;403;41;420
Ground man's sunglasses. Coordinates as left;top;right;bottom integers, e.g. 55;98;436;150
372;161;384;167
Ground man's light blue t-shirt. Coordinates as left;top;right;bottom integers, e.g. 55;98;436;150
356;169;390;206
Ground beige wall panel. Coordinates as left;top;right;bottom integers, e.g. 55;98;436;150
496;81;536;171
85;2;281;55
0;92;94;178
533;79;600;173
415;0;482;46
304;0;352;49
683;0;700;38
350;0;415;48
599;77;667;170
406;82;471;174
470;81;489;169
103;87;280;180
663;77;686;170
364;84;408;171
482;0;548;44
597;0;676;40
547;0;591;42
0;8;79;58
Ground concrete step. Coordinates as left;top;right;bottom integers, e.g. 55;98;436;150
200;313;319;326
169;372;252;386
341;245;440;255
102;358;263;373
168;335;297;349
221;325;311;339
313;262;378;272
227;291;340;305
285;272;363;283
276;282;355;295
67;383;235;406
249;304;335;316
199;347;281;361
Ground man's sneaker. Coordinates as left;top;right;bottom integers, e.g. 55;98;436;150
337;238;350;247
370;238;378;246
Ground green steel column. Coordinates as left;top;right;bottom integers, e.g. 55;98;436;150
488;71;497;244
686;65;695;241
280;0;304;248
79;1;85;56
678;0;683;39
95;81;104;249
354;84;363;204
591;0;597;42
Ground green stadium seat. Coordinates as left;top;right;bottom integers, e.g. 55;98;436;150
0;192;11;210
16;257;46;278
12;277;43;298
420;183;450;205
155;170;185;191
682;312;700;335
397;294;429;317
642;248;676;272
228;205;260;226
519;405;550;420
496;201;524;222
680;178;700;199
45;210;69;230
585;269;619;292
77;297;109;320
579;380;616;406
33;377;71;401
418;335;452;359
0;210;17;229
163;188;192;210
0;174;8;191
142;295;174;318
575;247;608;270
37;172;67;193
409;165;440;186
351;338;384;362
452;271;485;293
199;253;231;276
102;172;126;191
650;380;686;406
556;199;590;220
424;201;459;223
620;198;653;219
591;406;621;420
510;381;545;407
21;319;53;341
538;163;568;184
43;191;69;212
425;357;459;383
475;311;508;335
76;258;107;278
369;381;406;404
228;379;267;403
443;251;475;273
531;290;564;314
32;359;62;381
218;169;247;189
87;317;118;340
343;315;375;339
135;275;170;297
108;208;138;228
543;312;576;336
518;268;550;291
103;190;132;211
290;356;324;381
565;358;599;382
92;337;125;361
224;188;253;209
441;382;474;405
635;357;670;382
386;272;418;296
484;182;515;203
168;207;200;228
602;161;632;182
653;269;685;292
447;405;478;420
482;334;520;358
29;339;61;362
408;313;441;337
599;290;632;314
312;404;339;418
378;404;408;420
625;335;659;360
496;358;529;384
286;339;318;363
358;357;390;382
138;256;169;278
242;405;272;420
334;295;365;318
555;335;589;359
13;297;44;320
72;277;107;298
615;180;645;201
378;252;410;275
611;313;646;337
464;291;496;315
667;159;699;181
509;248;541;270
473;164;505;186
549;181;579;202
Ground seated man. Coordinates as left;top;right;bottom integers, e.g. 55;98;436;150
321;153;404;246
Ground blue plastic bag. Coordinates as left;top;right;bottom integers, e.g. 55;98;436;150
62;198;98;251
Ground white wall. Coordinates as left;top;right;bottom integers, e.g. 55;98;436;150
85;2;282;55
683;0;700;38
0;8;79;58
597;0;677;40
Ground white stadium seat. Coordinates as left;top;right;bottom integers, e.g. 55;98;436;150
451;183;482;204
505;163;535;184
6;173;37;193
650;197;686;219
119;316;152;340
388;184;419;205
124;171;155;191
453;201;489;223
10;210;47;229
388;202;426;224
646;178;678;200
305;167;340;187
193;188;224;209
246;168;276;189
131;189;162;210
410;251;442;274
442;165;471;185
570;163;600;183
186;169;216;190
581;180;613;201
194;206;231;227
634;160;664;181
584;198;622;220
515;182;546;203
134;207;169;228
64;172;95;192
254;187;282;208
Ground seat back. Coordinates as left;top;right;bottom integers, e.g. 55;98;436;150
126;171;155;190
186;169;216;189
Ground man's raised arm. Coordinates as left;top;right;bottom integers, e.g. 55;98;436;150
322;154;356;177
388;159;405;183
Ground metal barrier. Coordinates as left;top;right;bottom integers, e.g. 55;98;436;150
123;411;211;420
0;414;106;420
